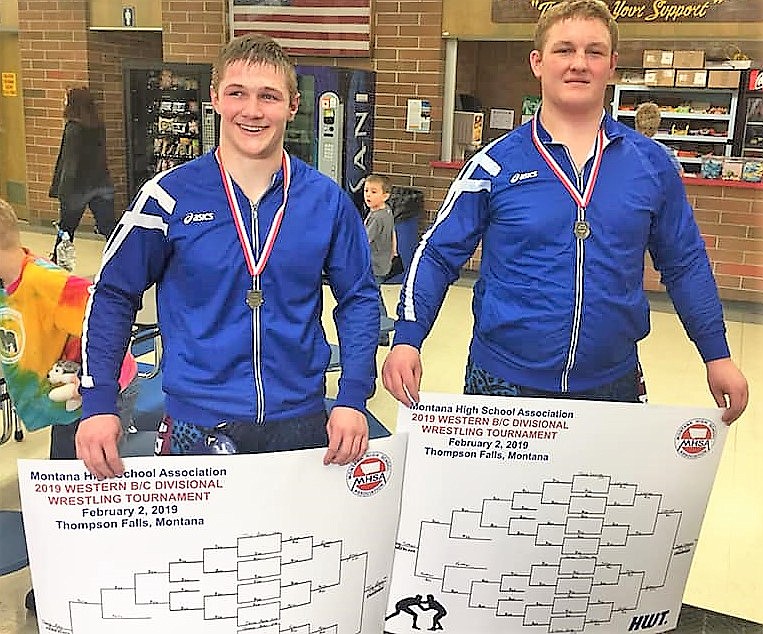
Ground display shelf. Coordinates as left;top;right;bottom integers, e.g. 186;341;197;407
615;110;732;121
612;84;739;173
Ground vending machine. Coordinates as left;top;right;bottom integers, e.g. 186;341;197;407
733;69;763;159
286;66;375;212
123;61;218;199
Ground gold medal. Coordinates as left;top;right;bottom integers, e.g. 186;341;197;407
574;220;591;240
246;289;264;309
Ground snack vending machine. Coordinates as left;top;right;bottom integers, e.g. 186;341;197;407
123;61;218;200
286;65;375;212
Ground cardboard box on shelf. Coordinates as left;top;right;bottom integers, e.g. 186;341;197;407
722;157;744;180
643;50;674;68
644;69;675;87
674;69;707;88
672;50;705;68
706;69;741;89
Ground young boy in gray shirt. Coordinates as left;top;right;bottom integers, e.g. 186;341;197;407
363;174;395;345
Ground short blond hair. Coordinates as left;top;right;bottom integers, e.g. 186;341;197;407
534;0;619;53
0;198;21;250
213;33;298;99
634;102;661;137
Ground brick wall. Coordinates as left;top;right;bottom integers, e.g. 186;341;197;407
371;1;453;227
18;0;90;227
161;0;226;63
687;184;763;302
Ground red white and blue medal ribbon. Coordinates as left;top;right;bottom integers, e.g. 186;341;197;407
531;114;604;239
215;148;291;307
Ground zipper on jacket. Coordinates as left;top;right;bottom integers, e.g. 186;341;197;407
250;199;265;424
560;154;587;393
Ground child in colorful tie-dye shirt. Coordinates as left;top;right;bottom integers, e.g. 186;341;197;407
1;198;139;613
0;197;138;459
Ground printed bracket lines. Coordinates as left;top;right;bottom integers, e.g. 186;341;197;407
60;531;370;633
409;473;683;633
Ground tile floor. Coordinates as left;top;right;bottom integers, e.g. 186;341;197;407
1;227;761;632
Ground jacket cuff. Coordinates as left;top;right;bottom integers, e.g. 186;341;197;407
335;377;370;413
80;384;120;420
391;320;428;350
695;334;730;363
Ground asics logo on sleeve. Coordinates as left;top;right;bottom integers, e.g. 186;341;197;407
183;211;216;224
509;170;538;184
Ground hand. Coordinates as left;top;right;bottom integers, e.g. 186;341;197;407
382;344;422;407
706;357;748;424
323;406;369;466
75;414;125;479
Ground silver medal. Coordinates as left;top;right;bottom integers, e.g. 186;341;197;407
246;289;264;309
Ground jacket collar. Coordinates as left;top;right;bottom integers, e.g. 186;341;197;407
532;109;625;146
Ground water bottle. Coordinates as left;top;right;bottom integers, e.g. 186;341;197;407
55;231;76;272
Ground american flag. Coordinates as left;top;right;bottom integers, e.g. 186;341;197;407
230;0;371;57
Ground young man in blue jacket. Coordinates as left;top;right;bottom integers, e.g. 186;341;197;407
382;0;747;423
76;34;379;478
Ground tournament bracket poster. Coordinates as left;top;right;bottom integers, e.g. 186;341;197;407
18;434;407;634
384;393;727;634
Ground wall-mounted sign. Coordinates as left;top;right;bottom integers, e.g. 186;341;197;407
122;6;135;27
492;0;763;23
2;72;18;97
489;108;515;130
406;99;432;133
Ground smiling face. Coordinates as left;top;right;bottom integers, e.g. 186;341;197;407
529;17;617;117
211;60;300;165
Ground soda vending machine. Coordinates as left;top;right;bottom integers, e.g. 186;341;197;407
733;69;763;159
286;66;375;212
123;61;219;199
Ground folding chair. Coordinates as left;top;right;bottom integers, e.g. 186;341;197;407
0;510;28;576
1;376;24;443
0;380;28;577
121;323;165;456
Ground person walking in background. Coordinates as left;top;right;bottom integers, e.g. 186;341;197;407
75;34;378;479
634;101;684;174
363;174;396;346
49;86;117;264
382;0;747;424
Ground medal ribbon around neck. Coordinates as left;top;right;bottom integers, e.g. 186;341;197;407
531;113;605;215
215;147;291;277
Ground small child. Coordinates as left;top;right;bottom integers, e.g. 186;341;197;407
0;198;137;612
363;174;396;346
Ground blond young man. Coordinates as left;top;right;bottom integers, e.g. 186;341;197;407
383;0;747;423
76;34;379;478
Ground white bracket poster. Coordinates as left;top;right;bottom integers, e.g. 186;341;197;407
18;434;407;634
384;393;727;634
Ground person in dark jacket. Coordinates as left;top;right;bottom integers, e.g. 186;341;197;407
49;86;117;259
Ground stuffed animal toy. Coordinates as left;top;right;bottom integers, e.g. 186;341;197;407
48;360;82;412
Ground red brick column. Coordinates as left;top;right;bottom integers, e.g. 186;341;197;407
372;1;452;225
18;0;89;226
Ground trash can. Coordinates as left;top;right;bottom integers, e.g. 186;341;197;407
386;186;424;284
